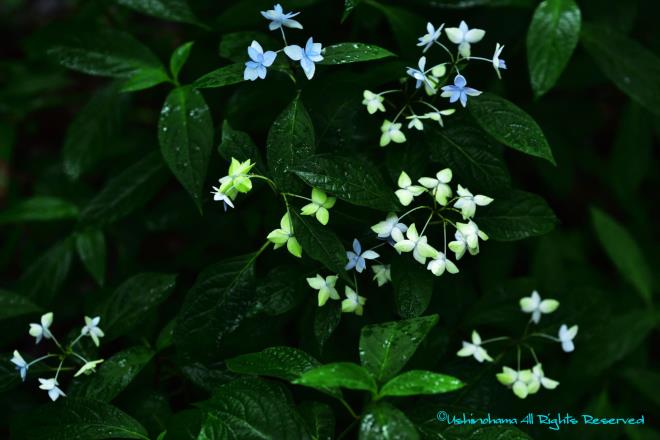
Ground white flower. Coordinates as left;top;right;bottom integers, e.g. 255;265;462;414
455;220;488;254
74;359;104;377
306;274;340;306
418;168;452;205
457;330;493;363
81;316;105;347
492;43;507;79
260;3;303;30
210;186;235;211
362;90;385;114
423;109;455;127
244;40;277;81
29;312;53;344
392;223;438;265
11;350;28;382
267;213;303;258
427;252;459;277
417;22;444;52
371;213;408;243
394;171;424;206
448;230;469;260
526;363;559;394
454;184;493;219
300;188;336;225
496;367;533;399
406;115;424;131
406;56;433;90
341;286;366;316
444;20;485;58
520;291;559;324
371;264;391;287
284;37;323;80
558;324;578;353
380;120;406;147
38;377;66;401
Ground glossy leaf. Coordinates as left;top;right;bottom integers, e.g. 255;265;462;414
75;228;106;286
226;346;321;381
294;362;377;394
342;0;361;22
378;370;463;398
0;196;78;225
313;301;342;352
298;402;335;440
320;43;394;65
170;41;194;81
390;254;434;318
290;210;347;277
0;289;41;321
360;402;419;440
17;238;74;305
218;120;265;173
115;0;203;26
193;64;244;89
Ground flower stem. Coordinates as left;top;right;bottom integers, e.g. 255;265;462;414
27;353;58;367
399;205;433;221
339;398;359;419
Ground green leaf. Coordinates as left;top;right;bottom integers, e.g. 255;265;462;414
378;370;463;398
0;196;78;225
193;64;244;89
469;93;555;164
218;120;264;173
313;301;341;352
367;2;425;54
70;346;154;402
620;368;660;408
0;289;41;321
119;67;170;93
359;315;438;383
298;402;335;440
114;0;203;27
62;84;128;179
158;86;214;212
17;238;74;305
267;94;316;190
590;207;653;303
359;402;419;440
581;22;660;116
390;254;433;318
416;423;532;440
527;0;582;97
290;210;347;277
294;363;377;394
14;398;148;440
477;190;558;241
170;41;194;81
319;43;394;65
80;151;168;226
75;228;106;286
293;155;397;211
255;266;305;316
226;346;321;382
99;273;177;341
342;0;361;23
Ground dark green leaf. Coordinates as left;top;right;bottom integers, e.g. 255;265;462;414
290;210;347;277
527;0;582;97
0;196;78;225
293;155;397;211
469;93;555;164
378;370;463;398
99;273;177;341
267;94;315;190
342;0;361;22
367;2;425;53
158;86;214;212
70;346;154;402
75;228;106;286
477;190;558;241
590;208;653;303
581;22;660;116
359;314;438;383
620;368;660;408
0;289;41;321
416;423;532;440
218;120;264;173
294;362;377;394
255;266;305;316
193;64;244;89
119;67;170;92
319;43;394;65
170;41;194;81
313;301;342;352
17;238;74;305
226;346;321;381
115;0;203;26
359;402;419;440
391;254;434;318
298;402;335;440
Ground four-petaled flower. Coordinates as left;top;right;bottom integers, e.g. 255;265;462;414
520;291;559;324
345;239;379;273
371;264;391;287
558;324;578;352
406;115;424;131
455;220;488;254
454;184;493;219
417;22;444;53
11;350;28;382
380;120;406;147
267;213;303;258
457;330;493;362
301;188;336;225
261;3;303;30
38;377;66;401
419;168;453;205
284;37;323;80
423;109;455;127
392;223;438;265
306;274;340;306
448;230;469;260
492;43;507;79
244;41;277;81
395;171;425;206
81;316;105;347
29;312;53;344
427;252;459;276
341;286;366;315
444;20;485;58
496;367;533;399
527;363;559;394
362;90;385;114
371;212;408;244
74;359;104;377
406;56;433;90
441;74;482;107
220;158;255;195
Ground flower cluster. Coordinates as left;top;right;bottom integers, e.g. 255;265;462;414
362;20;507;146
456;291;578;399
11;313;105;401
306;272;367;316
245;3;324;81
211;158;255;211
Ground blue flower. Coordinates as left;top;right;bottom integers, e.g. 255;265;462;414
284;37;323;79
406;56;432;90
441;74;482;107
244;41;277;81
261;3;303;31
492;43;507;79
11;350;28;382
345;239;379;273
417;22;444;53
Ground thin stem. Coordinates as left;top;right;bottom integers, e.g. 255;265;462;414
279;27;288;46
72;352;89;365
433;41;455;63
249;174;278;193
337;419;360;440
399;205;433;221
391;104;409;123
530;333;560;342
378;89;400;96
443;221;447;254
467;56;492;63
69;333;84;349
516;346;521;370
54;358;65;380
339;398;359;419
420;211;434;235
480;336;511;345
27;353;58;367
526;345;540;364
48;332;64;352
281;192;312;202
